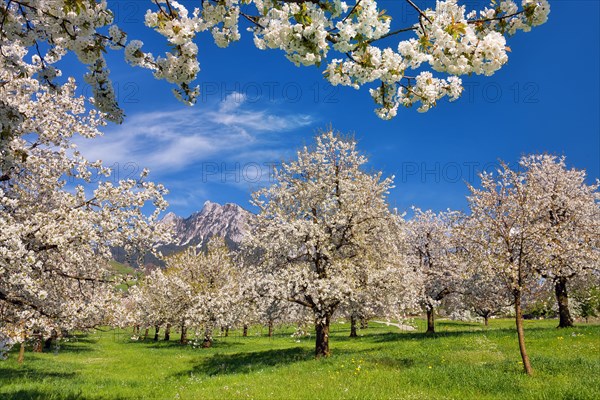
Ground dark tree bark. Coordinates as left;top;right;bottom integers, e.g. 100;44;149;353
180;322;188;345
143;328;149;341
224;327;229;337
484;315;489;326
554;276;574;328
164;323;171;341
349;315;358;337
202;327;213;348
153;325;160;342
44;330;57;350
514;293;533;375
315;315;331;358
32;331;43;353
426;307;435;334
243;324;248;337
268;320;274;338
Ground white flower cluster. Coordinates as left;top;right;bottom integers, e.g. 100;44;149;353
368;72;462;118
200;0;241;48
1;0;550;119
333;0;390;51
326;46;404;88
253;1;331;66
0;0;125;120
322;0;547;118
416;1;509;76
0;334;14;360
473;0;550;35
108;25;127;49
142;1;205;103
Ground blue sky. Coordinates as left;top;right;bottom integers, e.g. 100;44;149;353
70;0;599;217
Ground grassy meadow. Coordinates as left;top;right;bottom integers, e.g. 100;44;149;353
1;319;599;399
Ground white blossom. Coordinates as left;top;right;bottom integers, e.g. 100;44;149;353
0;0;550;120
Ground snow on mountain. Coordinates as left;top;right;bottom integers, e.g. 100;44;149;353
159;200;252;252
112;201;252;267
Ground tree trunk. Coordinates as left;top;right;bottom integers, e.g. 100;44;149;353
143;328;149;341
243;324;248;337
44;330;57;350
360;318;369;329
164;323;171;341
315;315;331;358
180;322;188;345
349;315;358;337
32;331;43;353
554;276;574;328
514;294;533;375
153;325;160;342
224;327;229;337
202;327;213;348
268;320;274;338
426;307;435;334
484;315;489;326
17;342;25;364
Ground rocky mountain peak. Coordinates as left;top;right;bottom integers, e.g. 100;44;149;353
159;201;251;251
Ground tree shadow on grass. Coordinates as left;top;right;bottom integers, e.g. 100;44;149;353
44;333;98;354
63;334;98;345
180;347;313;377
0;365;77;389
123;338;247;350
0;366;127;400
368;356;416;370
54;343;95;354
361;325;559;344
0;389;84;400
128;340;194;349
205;339;247;349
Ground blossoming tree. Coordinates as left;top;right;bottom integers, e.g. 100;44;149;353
520;155;600;328
463;162;541;375
121;236;244;346
459;262;513;326
1;0;550;121
125;268;179;341
405;208;465;333
184;236;243;348
248;129;408;357
0;40;169;359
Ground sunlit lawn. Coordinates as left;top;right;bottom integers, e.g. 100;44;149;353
1;319;599;399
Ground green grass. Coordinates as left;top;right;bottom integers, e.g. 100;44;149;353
1;319;599;399
107;261;136;276
108;261;141;292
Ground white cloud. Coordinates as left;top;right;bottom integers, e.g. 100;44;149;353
219;92;247;113
73;96;315;175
